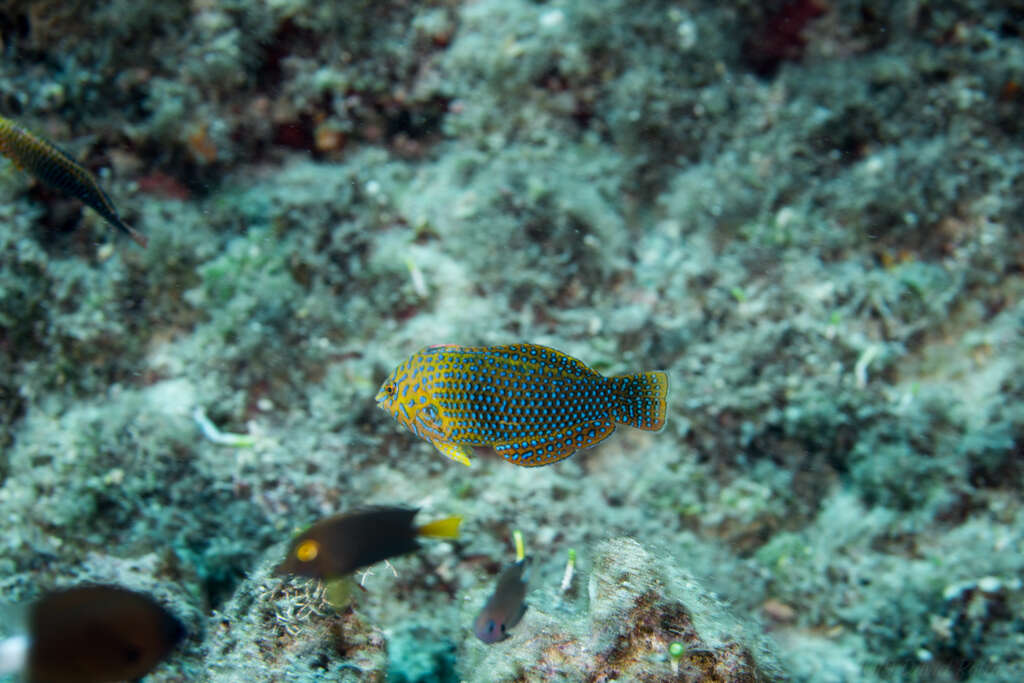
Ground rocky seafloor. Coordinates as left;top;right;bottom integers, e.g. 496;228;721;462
1;1;1022;681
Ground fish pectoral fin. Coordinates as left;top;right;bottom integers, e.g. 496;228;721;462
324;577;357;609
432;439;473;467
414;405;445;441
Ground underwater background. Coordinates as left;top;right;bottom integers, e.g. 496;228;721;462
1;0;1022;681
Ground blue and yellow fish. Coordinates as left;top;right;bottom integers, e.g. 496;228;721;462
375;343;668;467
0;115;147;247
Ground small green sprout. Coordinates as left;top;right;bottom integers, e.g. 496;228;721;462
513;529;525;562
668;641;686;674
560;548;577;593
854;343;882;388
192;407;255;447
403;256;428;297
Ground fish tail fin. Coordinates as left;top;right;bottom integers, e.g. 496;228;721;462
610;370;668;431
124;223;149;248
418;515;462;539
109;215;148;248
93;187;148;248
107;214;148;248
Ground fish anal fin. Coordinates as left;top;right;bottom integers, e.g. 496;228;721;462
495;420;616;467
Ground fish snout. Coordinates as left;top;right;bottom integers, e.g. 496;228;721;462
375;378;399;407
473;615;508;644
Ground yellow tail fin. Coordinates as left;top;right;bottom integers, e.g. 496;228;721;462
418;516;462;539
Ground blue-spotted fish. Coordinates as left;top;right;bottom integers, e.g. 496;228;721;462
0;115;147;247
375;343;668;467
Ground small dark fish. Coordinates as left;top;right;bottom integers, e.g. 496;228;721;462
0;115;147;247
274;506;462;580
376;343;669;467
25;584;185;683
473;556;531;644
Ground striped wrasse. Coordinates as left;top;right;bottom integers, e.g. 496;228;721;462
0;115;147;247
375;343;668;467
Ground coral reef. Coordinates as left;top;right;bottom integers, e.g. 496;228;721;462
458;537;778;682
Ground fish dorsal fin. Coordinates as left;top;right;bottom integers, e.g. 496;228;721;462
494;419;616;467
498;343;603;380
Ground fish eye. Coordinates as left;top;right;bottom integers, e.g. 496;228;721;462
296;539;320;562
386;383;396;396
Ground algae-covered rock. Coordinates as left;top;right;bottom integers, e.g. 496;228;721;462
459;537;780;682
201;560;387;682
3;0;1024;679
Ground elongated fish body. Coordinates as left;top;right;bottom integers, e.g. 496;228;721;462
274;506;462;580
0;115;147;247
26;584;184;682
474;556;531;644
375;343;668;467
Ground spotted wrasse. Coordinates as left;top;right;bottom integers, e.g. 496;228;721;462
375;343;668;467
0;115;147;247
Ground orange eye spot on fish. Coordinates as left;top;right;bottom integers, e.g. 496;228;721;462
275;506;461;581
0;115;148;248
376;343;669;467
296;539;320;562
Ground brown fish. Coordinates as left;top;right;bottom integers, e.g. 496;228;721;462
473;556;531;644
274;506;461;580
0;115;147;247
25;584;185;683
